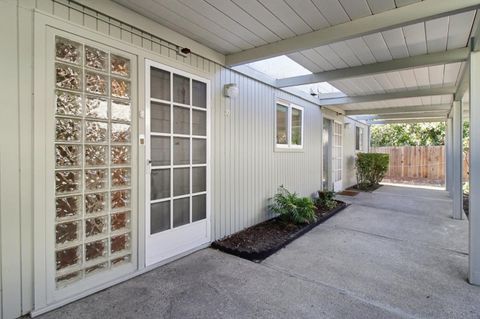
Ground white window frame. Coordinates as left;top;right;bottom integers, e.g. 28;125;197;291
356;126;364;151
275;100;304;150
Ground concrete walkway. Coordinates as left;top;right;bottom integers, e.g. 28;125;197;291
39;185;480;319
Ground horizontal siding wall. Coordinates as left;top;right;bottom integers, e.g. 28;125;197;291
32;0;324;242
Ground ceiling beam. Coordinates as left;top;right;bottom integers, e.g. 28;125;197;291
454;11;480;100
369;118;447;125
225;0;480;66
318;87;456;106
357;111;448;121
345;104;452;116
276;48;469;88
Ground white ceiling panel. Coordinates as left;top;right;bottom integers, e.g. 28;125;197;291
156;0;255;49
402;22;427;56
231;0;296;39
284;0;330;30
114;0;242;53
426;17;449;53
204;0;282;43
345;38;377;64
413;67;430;88
296;49;327;72
329;41;363;67
373;74;395;91
339;0;372;20
362;76;385;93
287;52;324;73
382;28;410;59
447;11;476;49
314;45;349;69
399;69;418;89
328;62;461;96
258;0;312;35
421;96;432;105
431;95;443;104
385;71;406;91
179;0;266;47
362;33;392;62
428;65;445;87
310;0;350;25
366;0;396;14
337;94;453;111
443;62;462;85
441;95;453;104
394;0;421;8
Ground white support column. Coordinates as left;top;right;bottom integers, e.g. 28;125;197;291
452;100;463;220
469;50;480;285
446;117;453;195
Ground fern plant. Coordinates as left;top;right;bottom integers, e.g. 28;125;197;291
269;186;317;224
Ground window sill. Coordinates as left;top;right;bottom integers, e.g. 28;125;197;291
274;145;304;153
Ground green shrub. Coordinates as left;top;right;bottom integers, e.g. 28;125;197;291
316;191;336;210
355;153;389;190
269;186;316;224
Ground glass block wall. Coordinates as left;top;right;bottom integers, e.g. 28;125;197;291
54;36;133;288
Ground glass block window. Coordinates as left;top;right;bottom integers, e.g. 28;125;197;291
54;36;132;288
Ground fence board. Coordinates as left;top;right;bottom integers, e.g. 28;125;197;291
371;146;469;185
371;146;468;184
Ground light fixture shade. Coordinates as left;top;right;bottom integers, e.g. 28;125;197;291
224;83;239;98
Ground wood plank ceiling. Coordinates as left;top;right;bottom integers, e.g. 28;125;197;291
114;0;476;111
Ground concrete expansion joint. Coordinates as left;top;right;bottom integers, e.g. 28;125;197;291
347;203;451;223
368;192;452;202
325;224;468;257
260;262;419;319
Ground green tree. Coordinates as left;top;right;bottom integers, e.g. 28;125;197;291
370;122;446;147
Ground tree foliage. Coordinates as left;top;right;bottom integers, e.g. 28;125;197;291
370;123;447;147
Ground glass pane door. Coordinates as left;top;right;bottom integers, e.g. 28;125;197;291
323;119;332;190
333;122;343;190
146;61;209;266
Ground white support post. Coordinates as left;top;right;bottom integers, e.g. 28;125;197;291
469;50;480;285
452;100;463;220
446;117;453;195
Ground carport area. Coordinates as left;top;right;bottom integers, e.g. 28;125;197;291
38;185;479;319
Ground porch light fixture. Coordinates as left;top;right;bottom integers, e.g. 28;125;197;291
224;83;239;98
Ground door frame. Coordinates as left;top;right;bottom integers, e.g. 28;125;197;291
144;59;211;267
32;12;215;315
332;121;344;191
322;118;333;191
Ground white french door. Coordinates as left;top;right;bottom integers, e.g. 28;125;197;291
145;60;210;266
333;122;343;191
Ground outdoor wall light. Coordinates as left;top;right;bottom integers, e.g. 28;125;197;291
224;83;239;98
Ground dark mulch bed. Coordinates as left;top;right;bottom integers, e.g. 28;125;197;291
464;193;470;217
347;183;383;193
211;200;348;262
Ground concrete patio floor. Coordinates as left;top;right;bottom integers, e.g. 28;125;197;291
39;185;480;319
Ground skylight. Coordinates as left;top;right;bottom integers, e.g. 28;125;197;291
293;83;343;97
246;55;311;79
240;55;344;96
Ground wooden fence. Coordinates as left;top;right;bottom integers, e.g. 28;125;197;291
371;146;469;185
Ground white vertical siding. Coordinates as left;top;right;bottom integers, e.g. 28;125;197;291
5;1;329;316
27;2;324;239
